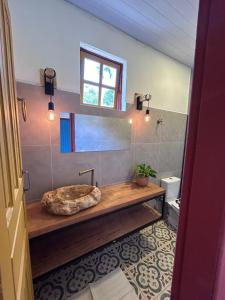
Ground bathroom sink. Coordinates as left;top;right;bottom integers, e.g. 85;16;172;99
41;185;101;216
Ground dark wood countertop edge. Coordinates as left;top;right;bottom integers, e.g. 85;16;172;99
28;189;165;239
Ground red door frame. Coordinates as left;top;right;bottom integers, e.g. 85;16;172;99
171;0;225;299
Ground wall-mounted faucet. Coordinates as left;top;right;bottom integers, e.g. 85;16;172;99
157;118;164;125
79;168;97;186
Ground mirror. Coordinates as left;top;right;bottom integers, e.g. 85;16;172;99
60;113;132;153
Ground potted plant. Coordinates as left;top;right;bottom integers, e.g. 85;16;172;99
135;163;157;187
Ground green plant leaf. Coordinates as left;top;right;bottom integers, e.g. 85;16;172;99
134;163;157;178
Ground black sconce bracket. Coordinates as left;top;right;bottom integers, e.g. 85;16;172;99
136;95;143;110
44;68;56;96
136;93;151;110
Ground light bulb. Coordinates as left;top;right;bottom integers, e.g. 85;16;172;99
145;115;150;122
48;99;55;121
129;118;133;124
145;108;150;122
48;110;55;121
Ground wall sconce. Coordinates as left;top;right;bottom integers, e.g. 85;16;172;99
135;93;152;122
128;118;133;124
44;68;56;121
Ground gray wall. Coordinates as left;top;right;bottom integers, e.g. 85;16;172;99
17;82;187;201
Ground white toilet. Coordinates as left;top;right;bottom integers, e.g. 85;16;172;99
161;177;181;229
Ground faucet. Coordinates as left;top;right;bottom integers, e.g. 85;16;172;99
79;168;97;186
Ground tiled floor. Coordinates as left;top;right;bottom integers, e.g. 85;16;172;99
34;220;176;300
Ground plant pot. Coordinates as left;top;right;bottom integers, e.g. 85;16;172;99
136;176;149;187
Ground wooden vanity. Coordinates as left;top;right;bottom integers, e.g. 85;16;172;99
26;182;165;278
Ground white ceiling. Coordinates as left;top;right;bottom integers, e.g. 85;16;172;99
66;0;199;67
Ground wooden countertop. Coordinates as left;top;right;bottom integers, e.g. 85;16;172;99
26;182;165;239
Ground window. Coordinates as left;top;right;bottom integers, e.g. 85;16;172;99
80;48;123;110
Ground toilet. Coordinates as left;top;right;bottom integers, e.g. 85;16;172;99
161;177;181;229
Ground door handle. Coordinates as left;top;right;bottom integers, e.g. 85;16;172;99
22;170;30;192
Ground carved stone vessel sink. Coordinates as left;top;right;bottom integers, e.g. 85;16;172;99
41;185;101;216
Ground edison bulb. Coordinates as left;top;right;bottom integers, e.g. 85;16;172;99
145;115;150;122
48;110;55;121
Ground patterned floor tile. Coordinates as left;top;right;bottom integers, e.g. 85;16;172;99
34;220;176;300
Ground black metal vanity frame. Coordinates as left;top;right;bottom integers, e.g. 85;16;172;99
79;193;166;247
28;184;166;278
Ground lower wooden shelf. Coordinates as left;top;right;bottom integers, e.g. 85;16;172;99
30;203;160;278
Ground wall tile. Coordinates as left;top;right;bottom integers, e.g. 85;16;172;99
158;142;182;173
52;145;101;188
54;89;81;113
174;169;183;178
21;145;52;201
17;83;51;146
134;108;162;144
100;148;134;186
160;110;187;143
134;143;160;173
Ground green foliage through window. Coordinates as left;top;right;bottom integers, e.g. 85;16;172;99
101;88;115;107
83;84;98;105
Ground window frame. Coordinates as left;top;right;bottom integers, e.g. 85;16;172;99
80;48;122;109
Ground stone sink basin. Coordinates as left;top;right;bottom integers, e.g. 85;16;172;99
41;185;101;216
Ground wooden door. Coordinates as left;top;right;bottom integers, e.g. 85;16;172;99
0;0;34;299
171;0;225;299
